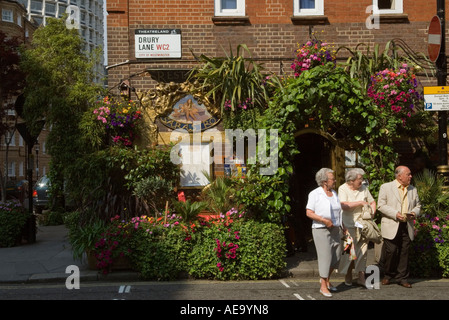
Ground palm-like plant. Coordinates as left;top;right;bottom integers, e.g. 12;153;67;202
413;169;449;219
201;171;234;215
172;199;207;222
337;40;435;92
189;44;266;111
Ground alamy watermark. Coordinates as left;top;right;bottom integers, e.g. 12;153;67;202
365;265;380;289
65;5;80;30
169;122;279;176
366;5;380;30
65;265;80;289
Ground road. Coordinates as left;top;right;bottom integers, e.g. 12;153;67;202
1;278;448;302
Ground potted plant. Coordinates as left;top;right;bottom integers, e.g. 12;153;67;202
65;211;107;269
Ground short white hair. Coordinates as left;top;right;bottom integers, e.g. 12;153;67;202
315;168;334;186
345;168;365;182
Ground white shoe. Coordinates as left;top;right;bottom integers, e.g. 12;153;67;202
320;279;337;292
320;289;332;297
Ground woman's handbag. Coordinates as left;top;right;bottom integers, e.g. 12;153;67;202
359;218;382;244
358;190;382;244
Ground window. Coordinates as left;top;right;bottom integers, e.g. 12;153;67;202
294;0;324;16
31;1;43;14
214;0;245;17
8;162;16;178
45;3;56;16
2;9;14;22
373;0;403;14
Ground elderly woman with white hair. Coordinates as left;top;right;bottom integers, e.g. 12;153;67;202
338;168;376;288
306;168;342;298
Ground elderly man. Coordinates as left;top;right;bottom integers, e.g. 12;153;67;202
377;166;421;288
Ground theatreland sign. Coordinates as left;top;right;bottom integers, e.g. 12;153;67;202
135;29;182;58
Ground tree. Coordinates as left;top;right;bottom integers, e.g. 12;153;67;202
20;17;104;209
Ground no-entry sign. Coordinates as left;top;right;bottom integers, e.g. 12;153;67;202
428;15;442;62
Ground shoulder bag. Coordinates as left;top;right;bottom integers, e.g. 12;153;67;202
358;190;382;244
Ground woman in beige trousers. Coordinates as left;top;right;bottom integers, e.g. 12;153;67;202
338;168;376;287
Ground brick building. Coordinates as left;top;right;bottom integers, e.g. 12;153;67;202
104;1;445;245
106;0;441;91
105;0;443;172
1;0;50;191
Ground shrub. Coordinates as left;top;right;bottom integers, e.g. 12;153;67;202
0;200;30;247
90;208;287;280
410;170;449;278
128;214;190;280
410;215;449;278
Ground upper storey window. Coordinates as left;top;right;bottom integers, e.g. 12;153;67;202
293;0;324;16
214;0;245;17
374;0;403;14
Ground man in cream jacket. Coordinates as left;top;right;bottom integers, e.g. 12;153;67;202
377;166;421;288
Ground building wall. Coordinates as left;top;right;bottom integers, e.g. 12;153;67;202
1;0;49;184
106;0;443;92
105;0;445;180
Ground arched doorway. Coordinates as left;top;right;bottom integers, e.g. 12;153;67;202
286;129;343;252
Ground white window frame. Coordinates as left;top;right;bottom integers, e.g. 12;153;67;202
2;9;14;22
8;162;16;178
294;0;324;16
214;0;245;17
373;0;403;14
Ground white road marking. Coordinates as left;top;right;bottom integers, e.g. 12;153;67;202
294;293;305;300
118;285;131;293
279;280;290;288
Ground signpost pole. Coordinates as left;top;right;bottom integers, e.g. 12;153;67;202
436;0;449;185
437;0;447;166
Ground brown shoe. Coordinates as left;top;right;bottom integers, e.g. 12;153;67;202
399;282;412;288
381;278;391;285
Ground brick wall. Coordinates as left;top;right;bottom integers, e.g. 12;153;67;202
106;0;443;92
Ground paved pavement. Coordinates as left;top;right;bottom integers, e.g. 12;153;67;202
0;225;377;284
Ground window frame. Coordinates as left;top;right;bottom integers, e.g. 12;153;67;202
293;0;324;16
214;0;245;17
2;9;14;22
373;0;403;14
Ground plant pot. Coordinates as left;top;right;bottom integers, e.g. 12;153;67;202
111;255;132;270
87;250;98;270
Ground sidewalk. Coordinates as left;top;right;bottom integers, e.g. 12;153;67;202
0;225;376;284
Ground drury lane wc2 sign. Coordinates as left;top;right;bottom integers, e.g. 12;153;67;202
135;29;181;58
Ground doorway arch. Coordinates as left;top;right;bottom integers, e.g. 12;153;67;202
286;128;345;251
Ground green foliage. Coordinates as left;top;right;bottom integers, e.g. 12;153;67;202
337;41;405;91
236;219;287;279
232;169;290;223
0;200;30;247
133;175;173;213
201;171;235;214
89;209;287;280
65;211;107;260
20;17;104;210
414;170;449;220
409;170;449;278
172;200;207;222
189;44;281;129
64;145;180;222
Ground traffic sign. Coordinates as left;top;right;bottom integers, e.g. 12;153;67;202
428;15;442;62
424;86;449;111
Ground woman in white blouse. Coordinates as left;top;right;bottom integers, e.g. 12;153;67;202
306;168;342;298
338;168;376;288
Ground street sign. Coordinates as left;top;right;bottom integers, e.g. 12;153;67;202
428;15;442;62
424;86;449;111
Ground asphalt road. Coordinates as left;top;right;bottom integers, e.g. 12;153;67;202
1;278;448;301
